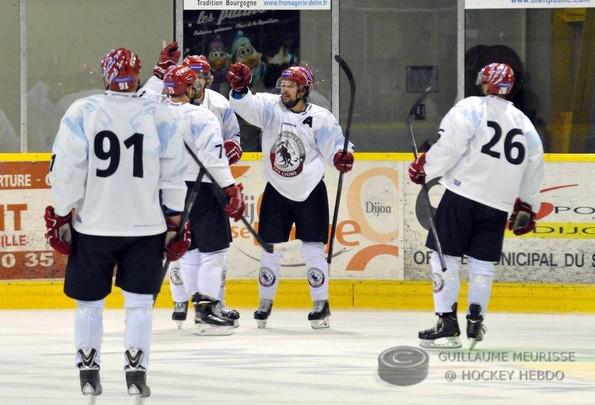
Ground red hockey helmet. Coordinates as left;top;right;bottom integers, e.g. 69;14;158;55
476;63;515;96
183;55;212;77
163;65;197;96
100;48;141;91
276;65;314;96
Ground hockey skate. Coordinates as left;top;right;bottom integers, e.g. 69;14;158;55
466;303;487;350
254;298;273;329
219;303;240;328
418;303;462;349
77;348;102;405
125;349;151;404
171;301;188;329
308;300;331;329
192;293;235;336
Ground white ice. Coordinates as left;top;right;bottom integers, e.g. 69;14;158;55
1;309;594;405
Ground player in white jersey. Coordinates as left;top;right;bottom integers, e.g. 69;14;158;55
44;48;190;402
408;63;544;349
138;43;244;325
162;65;246;335
226;62;355;329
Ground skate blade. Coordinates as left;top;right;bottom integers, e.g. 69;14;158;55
419;336;462;349
176;321;184;330
310;318;330;329
128;385;150;403
194;325;234;336
84;394;99;405
233;320;240;329
256;319;267;329
468;338;483;350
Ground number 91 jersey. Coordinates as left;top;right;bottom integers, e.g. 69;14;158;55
49;91;187;237
424;96;544;213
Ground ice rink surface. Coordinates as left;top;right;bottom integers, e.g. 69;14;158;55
1;309;595;405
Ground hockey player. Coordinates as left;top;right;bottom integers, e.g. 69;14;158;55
44;48;190;402
138;42;243;327
408;63;544;349
162;65;245;335
225;62;354;329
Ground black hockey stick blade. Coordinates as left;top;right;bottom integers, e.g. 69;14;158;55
328;55;356;264
334;54;356;151
407;86;432;159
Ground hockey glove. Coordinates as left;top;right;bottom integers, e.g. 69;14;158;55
224;140;242;165
226;63;252;92
408;153;427;185
164;217;192;261
152;41;181;79
223;183;245;222
44;206;72;255
333;151;354;173
507;198;536;236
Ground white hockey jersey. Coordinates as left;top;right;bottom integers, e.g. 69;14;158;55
139;76;240;144
166;101;235;187
229;90;353;202
424;95;544;212
49;91;187;236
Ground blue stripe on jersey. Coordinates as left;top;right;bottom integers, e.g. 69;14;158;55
157;122;177;153
190;122;215;145
62;115;86;141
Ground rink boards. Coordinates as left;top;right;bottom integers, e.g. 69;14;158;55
0;152;594;311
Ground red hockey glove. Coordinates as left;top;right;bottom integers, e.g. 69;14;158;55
223;183;245;222
44;206;72;255
164;218;191;261
153;41;181;79
507;198;536;236
224;140;242;165
408;153;427;185
333;151;354;173
226;63;252;92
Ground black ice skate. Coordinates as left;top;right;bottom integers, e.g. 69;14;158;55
254;298;273;329
77;348;102;404
192;293;235;336
171;301;188;329
219;303;240;328
418;303;461;349
125;349;151;404
308;300;331;329
466;303;487;350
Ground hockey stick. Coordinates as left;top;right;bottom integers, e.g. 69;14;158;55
154;169;205;301
327;55;355;264
183;141;300;254
407;87;447;272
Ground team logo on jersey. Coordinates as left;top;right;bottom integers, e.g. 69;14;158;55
259;267;276;288
432;273;445;293
269;131;306;178
307;268;325;288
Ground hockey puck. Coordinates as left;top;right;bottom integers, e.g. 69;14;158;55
377;346;429;386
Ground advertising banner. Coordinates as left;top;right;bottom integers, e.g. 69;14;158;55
1;157;593;283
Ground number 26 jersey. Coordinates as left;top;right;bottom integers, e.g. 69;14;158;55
424;96;544;213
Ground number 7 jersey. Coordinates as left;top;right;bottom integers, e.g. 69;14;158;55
423;95;544;212
49;91;187;236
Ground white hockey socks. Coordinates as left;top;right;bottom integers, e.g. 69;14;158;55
258;248;284;300
301;242;329;301
197;248;228;299
177;248;202;300
74;299;105;367
431;252;461;313
169;259;188;303
467;256;495;315
123;291;153;369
